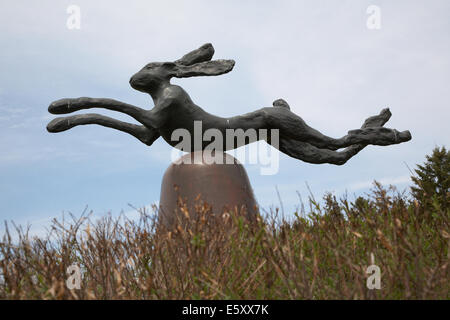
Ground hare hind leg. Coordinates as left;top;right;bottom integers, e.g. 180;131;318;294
278;138;362;165
266;105;406;149
274;108;404;165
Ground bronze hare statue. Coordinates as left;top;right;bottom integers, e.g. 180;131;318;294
47;43;411;165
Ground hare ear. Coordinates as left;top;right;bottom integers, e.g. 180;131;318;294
174;59;235;78
175;43;215;66
161;62;177;69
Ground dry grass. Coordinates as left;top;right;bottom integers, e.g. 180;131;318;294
0;181;448;300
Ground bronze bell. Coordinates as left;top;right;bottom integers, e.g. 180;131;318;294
158;151;258;228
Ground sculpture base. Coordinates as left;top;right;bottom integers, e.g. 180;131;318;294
158;151;258;228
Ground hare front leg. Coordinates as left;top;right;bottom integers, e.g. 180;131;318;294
48;98;150;126
47;113;160;146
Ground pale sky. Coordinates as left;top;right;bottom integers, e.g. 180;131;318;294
0;0;449;236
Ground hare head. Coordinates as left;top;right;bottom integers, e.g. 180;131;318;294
129;43;235;93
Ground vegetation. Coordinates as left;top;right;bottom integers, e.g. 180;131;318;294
0;147;448;299
411;146;449;211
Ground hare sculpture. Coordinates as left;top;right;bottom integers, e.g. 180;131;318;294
47;43;411;165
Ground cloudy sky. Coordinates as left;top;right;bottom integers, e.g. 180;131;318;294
0;0;449;235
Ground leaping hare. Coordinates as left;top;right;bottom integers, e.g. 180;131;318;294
47;43;411;165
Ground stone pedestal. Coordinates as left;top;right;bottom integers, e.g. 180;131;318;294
159;151;258;228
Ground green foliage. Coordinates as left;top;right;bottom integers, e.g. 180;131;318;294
411;146;449;210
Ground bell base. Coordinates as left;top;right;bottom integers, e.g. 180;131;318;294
158;151;258;228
